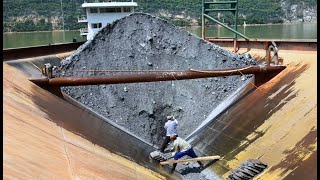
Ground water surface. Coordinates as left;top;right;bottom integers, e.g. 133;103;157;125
185;22;317;39
3;31;86;49
3;23;317;49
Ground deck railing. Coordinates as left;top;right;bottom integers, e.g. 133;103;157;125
78;17;88;22
80;28;88;35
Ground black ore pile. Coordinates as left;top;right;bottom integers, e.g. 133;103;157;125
56;13;258;146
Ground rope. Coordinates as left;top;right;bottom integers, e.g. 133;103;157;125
31;62;43;72
236;68;279;95
189;65;254;73
70;69;188;72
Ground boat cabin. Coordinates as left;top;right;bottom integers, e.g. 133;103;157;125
79;1;137;40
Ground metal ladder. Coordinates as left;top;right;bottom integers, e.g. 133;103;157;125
202;0;249;52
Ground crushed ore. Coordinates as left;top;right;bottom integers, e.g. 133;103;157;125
56;13;258;179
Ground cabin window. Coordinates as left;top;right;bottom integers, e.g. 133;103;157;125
90;8;98;13
100;8;121;13
123;7;131;12
115;8;122;12
91;23;102;29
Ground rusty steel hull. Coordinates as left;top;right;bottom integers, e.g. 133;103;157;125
3;42;317;180
206;39;317;51
3;63;180;179
3;42;85;61
187;50;317;179
3;39;317;61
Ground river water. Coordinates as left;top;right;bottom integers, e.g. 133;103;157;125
185;22;317;39
3;23;317;49
3;31;86;49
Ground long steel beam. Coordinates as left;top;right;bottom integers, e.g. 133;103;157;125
3;42;85;61
30;65;286;87
3;40;316;62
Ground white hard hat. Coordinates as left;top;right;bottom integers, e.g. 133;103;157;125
166;115;174;120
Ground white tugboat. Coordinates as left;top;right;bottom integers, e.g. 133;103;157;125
78;0;137;40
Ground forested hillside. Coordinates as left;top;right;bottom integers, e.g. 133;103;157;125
3;0;317;32
3;0;85;32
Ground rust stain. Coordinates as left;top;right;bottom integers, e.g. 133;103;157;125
267;127;317;176
219;50;317;179
188;49;316;180
192;63;310;157
283;151;317;180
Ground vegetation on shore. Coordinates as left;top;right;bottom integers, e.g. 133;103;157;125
3;0;317;32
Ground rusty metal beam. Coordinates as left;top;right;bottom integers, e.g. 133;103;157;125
3;42;85;61
3;40;316;62
30;65;286;87
205;39;317;51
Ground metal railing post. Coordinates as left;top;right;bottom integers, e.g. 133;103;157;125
202;0;205;39
202;0;249;51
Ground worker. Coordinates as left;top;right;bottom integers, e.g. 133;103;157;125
170;135;203;172
160;115;178;153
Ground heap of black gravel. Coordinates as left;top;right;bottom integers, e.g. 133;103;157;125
56;13;258;148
